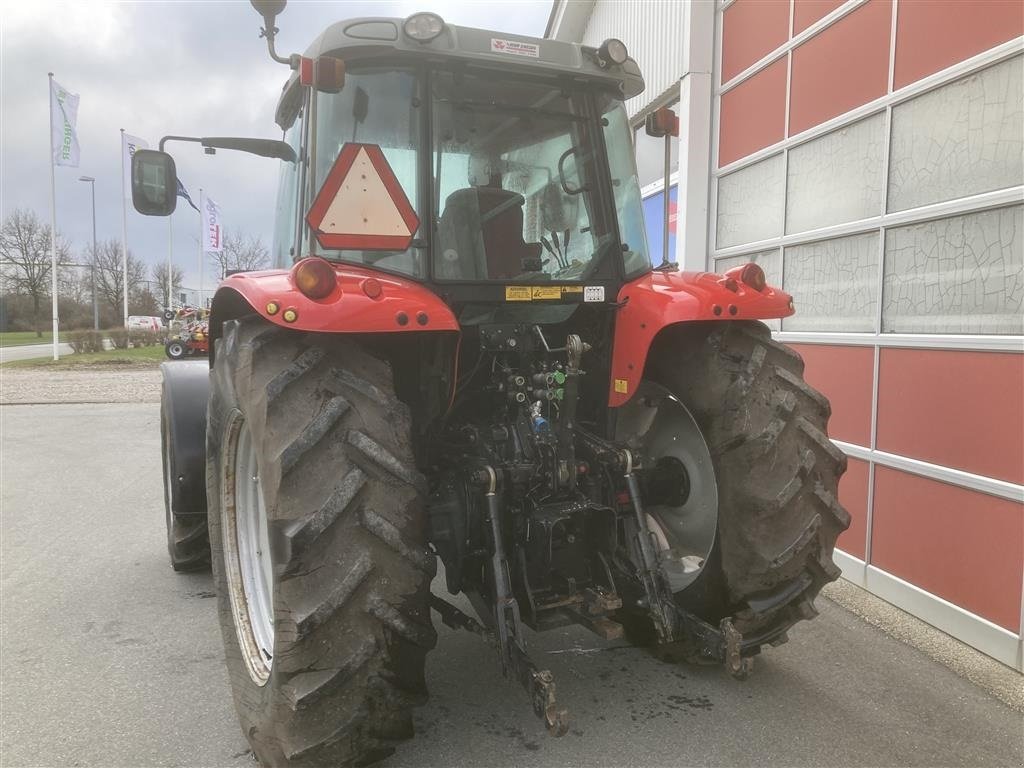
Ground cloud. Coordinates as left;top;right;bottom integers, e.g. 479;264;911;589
1;0;551;293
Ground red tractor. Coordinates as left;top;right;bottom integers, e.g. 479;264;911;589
135;4;848;765
163;307;210;359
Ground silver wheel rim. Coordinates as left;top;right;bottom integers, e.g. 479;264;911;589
222;413;274;685
615;381;719;592
168;343;184;357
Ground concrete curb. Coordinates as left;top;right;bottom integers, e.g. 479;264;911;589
822;579;1024;712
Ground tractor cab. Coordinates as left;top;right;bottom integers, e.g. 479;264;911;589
266;13;650;312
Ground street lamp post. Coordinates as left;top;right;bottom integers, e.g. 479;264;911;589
78;175;99;330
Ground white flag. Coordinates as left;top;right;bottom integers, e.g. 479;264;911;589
122;133;149;196
50;78;80;167
202;196;223;252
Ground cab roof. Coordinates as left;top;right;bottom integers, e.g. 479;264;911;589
274;16;644;130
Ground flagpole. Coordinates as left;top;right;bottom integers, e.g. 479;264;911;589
119;128;129;327
47;73;59;361
198;188;204;309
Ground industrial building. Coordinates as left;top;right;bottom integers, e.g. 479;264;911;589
548;0;1023;670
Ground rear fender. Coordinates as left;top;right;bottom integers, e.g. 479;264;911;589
608;270;794;406
161;360;210;517
208;262;459;361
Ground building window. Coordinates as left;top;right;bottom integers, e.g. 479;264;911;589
888;55;1024;213
883;205;1024;334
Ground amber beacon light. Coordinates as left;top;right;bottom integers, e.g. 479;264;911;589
292;258;338;300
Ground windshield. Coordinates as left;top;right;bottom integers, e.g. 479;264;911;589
311;68;425;277
303;67;650;283
432;70;620;282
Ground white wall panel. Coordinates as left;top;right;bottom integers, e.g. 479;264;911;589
716;153;785;248
786;113;886;234
783;232;880;332
888;55;1024;213
883;205;1024;334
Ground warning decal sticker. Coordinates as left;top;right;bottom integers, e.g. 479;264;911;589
504;285;597;302
306;143;419;251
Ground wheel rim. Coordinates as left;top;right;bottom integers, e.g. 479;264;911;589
168;343;183;357
615;380;719;592
222;413;274;685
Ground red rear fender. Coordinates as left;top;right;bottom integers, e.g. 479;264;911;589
211;263;458;337
609;270;794;406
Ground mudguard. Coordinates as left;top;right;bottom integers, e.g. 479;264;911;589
161;360;210;517
608;269;794;407
210;262;459;341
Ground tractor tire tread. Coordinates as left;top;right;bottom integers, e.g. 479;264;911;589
648;320;849;644
207;317;433;767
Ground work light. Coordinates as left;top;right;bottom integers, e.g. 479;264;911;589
403;12;445;42
598;38;628;66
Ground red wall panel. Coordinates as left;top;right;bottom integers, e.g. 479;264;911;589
894;0;1023;89
793;0;846;34
718;57;788;167
837;457;870;559
722;0;791;82
871;466;1023;632
787;343;874;447
876;349;1024;485
789;0;892;135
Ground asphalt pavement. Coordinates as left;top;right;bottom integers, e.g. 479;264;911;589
0;342;73;364
1;403;1021;768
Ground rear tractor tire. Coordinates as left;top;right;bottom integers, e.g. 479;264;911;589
161;397;210;572
206;317;436;767
628;321;850;658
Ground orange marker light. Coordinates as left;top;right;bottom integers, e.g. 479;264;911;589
739;263;766;292
293;258;337;300
266;301;280;315
282;308;298;323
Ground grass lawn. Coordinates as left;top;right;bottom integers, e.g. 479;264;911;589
3;345;166;369
0;331;68;347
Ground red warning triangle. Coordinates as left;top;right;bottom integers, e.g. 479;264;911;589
306;143;420;251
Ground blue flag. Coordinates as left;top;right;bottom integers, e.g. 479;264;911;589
176;178;199;212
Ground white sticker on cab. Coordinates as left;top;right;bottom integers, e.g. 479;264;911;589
584;286;605;303
490;38;540;58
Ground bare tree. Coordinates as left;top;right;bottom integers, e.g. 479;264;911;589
0;209;69;336
207;230;269;280
59;259;92;307
88;239;147;321
152;263;184;309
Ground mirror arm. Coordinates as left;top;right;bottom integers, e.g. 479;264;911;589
159;135;296;163
259;23;299;68
159;135;203;152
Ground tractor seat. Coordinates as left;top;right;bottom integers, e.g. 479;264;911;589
437;187;542;280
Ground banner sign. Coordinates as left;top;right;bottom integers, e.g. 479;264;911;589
202;195;222;252
50;78;80;167
122;133;149;196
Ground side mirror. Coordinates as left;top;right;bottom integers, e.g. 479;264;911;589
132;149;177;216
250;0;286;29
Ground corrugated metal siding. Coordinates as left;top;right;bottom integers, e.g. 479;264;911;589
579;0;686;118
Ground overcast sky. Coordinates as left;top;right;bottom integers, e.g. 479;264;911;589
0;0;551;293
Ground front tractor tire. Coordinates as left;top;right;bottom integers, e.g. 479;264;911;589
165;340;186;360
206;318;436;767
642;321;850;655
